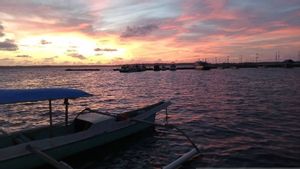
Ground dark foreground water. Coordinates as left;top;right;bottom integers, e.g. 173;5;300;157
0;67;300;168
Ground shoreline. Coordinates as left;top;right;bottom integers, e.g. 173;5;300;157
0;61;299;69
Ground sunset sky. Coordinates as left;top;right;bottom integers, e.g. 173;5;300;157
0;0;300;65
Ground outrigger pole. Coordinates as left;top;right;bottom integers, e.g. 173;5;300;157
80;102;200;169
0;128;73;169
130;118;200;152
130;119;200;169
26;145;73;169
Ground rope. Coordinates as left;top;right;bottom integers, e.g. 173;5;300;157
73;107;93;121
73;106;200;168
130;118;200;153
74;107;200;152
73;108;124;121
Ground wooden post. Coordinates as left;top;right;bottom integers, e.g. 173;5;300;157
64;99;69;126
165;107;168;123
49;100;52;127
49;100;53;137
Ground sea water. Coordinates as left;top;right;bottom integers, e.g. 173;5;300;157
0;67;299;168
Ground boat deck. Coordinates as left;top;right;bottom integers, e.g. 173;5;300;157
0;124;76;148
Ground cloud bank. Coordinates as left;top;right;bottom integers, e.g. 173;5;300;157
0;39;18;51
121;24;159;38
0;0;300;64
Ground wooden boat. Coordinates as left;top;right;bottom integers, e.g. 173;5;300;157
170;64;177;71
0;88;171;169
153;64;161;71
195;61;211;70
119;64;146;73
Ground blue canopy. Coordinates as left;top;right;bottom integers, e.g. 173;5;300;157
0;88;92;105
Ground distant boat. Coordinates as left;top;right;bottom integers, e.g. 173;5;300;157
194;61;211;70
0;88;171;169
119;64;146;73
153;64;161;71
170;64;177;71
282;59;294;68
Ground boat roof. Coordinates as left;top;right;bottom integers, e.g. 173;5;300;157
0;88;92;105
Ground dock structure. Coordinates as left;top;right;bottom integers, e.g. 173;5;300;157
113;60;300;72
65;68;100;71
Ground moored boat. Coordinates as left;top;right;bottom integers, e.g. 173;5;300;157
153;64;161;71
195;61;211;70
119;64;146;73
170;64;176;71
0;88;171;169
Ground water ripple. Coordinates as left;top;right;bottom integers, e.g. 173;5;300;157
0;67;299;168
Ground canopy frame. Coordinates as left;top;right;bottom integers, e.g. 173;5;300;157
48;99;69;134
64;99;69;126
0;88;92;105
0;88;92;133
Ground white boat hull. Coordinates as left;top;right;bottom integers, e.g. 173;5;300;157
0;101;170;169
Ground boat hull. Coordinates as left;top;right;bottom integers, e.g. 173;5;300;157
0;115;155;169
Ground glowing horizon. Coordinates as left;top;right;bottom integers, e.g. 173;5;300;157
0;0;300;65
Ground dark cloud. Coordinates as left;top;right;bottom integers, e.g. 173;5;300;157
16;54;31;58
121;24;159;38
0;39;18;51
0;58;12;61
69;53;85;60
44;56;58;62
94;48;118;52
0;23;4;37
169;0;300;43
0;58;15;65
0;1;96;35
40;39;51;45
110;57;124;64
115;57;123;61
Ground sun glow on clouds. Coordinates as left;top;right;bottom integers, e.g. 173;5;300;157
15;33;126;65
0;0;300;65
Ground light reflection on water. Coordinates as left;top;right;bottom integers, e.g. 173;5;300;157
0;67;300;168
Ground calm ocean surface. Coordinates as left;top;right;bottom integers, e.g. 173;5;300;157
0;67;300;168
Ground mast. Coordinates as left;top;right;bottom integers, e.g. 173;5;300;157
64;99;69;126
256;53;259;63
